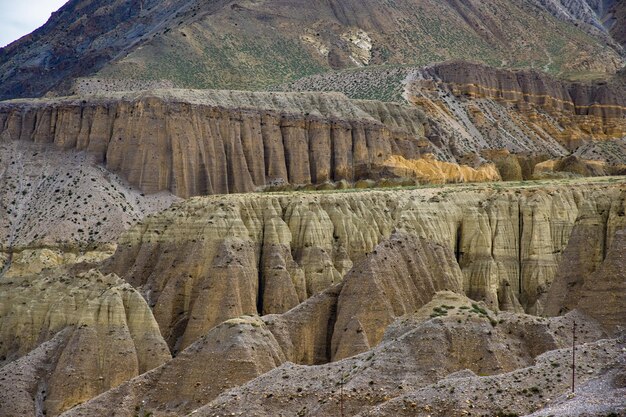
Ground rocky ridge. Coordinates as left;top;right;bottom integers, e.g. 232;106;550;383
276;60;626;176
1;178;624;417
0;267;171;416
189;303;614;417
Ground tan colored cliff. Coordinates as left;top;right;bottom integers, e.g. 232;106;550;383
331;232;465;360
543;208;626;333
104;178;626;352
0;267;171;416
55;286;343;417
0;90;429;198
59;289;609;417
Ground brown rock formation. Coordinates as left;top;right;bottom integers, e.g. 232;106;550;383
59;315;285;417
60;286;342;417
0;90;427;197
542;190;626;333
429;61;626;120
421;61;626;150
190;303;608;417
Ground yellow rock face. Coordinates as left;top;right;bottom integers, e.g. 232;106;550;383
383;154;501;184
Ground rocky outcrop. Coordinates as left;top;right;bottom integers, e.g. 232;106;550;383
58;286;343;417
59;315;285;417
0;90;428;198
359;337;623;417
543;210;626;334
191;301;609;417
428;61;626;120
59;292;609;417
278;61;626;174
104;179;626;352
0;268;171;416
409;62;626;158
331;233;464;360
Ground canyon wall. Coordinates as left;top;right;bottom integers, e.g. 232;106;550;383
428;62;626;119
0;90;428;198
104;181;626;353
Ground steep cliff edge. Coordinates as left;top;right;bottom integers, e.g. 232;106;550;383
0;90;430;198
104;179;626;352
277;61;626;174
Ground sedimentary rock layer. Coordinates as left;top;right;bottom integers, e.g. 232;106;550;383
0;90;427;198
104;179;626;352
427;61;626;119
409;62;626;154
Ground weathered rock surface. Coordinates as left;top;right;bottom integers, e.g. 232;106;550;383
104;179;626;352
285;61;626;179
331;233;465;360
543;223;626;333
59;315;284;417
0;268;171;416
358;336;624;417
407;62;626;164
0;90;430;197
3;179;622;416
191;298;608;417
59;286;342;417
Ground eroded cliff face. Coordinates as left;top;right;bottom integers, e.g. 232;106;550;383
2;179;623;417
0;268;171;416
104;180;626;353
0;90;430;198
409;62;626;160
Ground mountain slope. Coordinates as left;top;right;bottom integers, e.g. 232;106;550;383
0;0;623;100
